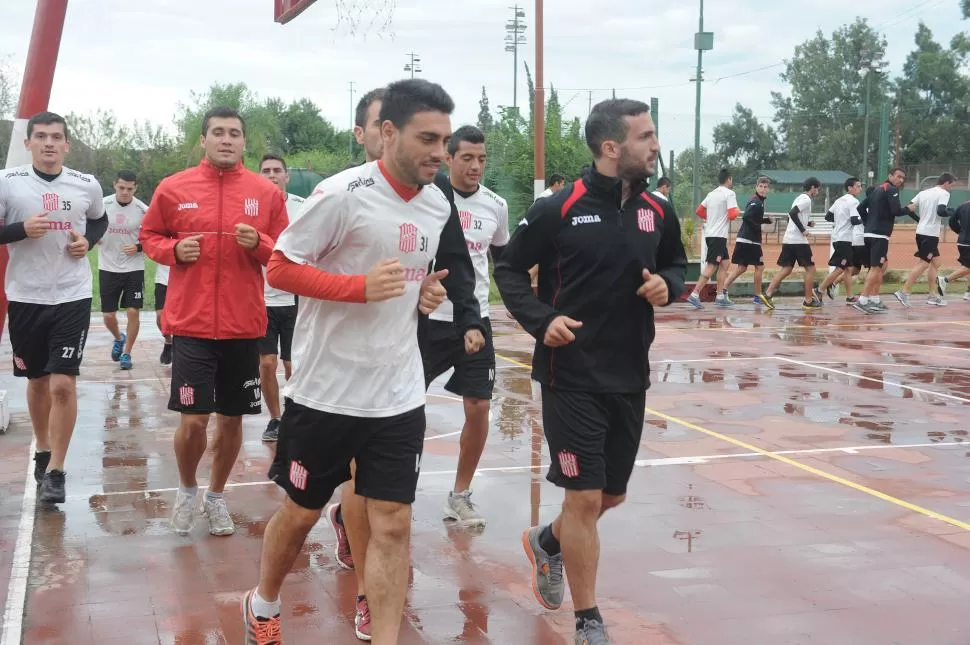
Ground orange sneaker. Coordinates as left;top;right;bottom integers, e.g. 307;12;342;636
242;588;282;645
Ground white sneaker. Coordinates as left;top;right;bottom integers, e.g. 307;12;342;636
171;489;197;535
443;490;485;527
964;291;970;301
202;495;235;536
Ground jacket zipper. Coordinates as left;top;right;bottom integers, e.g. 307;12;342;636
215;171;223;338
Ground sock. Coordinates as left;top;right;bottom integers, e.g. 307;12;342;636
204;490;223;505
575;607;603;631
335;505;344;526
872;296;881;303
690;290;699;298
179;486;198;498
859;296;870;304
35;450;51;455
250;590;281;619
538;524;560;556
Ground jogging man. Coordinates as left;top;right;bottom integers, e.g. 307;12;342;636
494;98;687;645
817;177;863;301
652;176;672;203
257;154;305;442
99;170;148;370
421;124;510;527
0;111;108;503
687;168;739;309
536;173;565;200
721;176;772;302
894;173;954;308
139;106;288;536
759;177;823;311
155;262;173;364
242;79;484;645
938;202;970;293
856;168;910;313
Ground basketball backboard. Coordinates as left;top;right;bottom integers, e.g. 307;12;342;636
274;0;318;24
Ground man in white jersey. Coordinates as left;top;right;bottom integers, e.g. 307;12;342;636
759;177;822;311
721;176;772;302
687;168;739;309
846;187;873;305
0;111;108;503
257;153;305;442
894;173;954;307
420;125;509;527
154;262;172;364
98;170;148;370
243;79;485;645
652;176;672;203
817;177;863;301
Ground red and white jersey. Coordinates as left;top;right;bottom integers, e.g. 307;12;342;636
100;194;148;273
0;164;104;305
276;160;452;418
430;184;509;322
263;193;304;307
698;185;739;239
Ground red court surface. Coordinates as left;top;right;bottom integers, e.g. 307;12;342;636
2;299;970;644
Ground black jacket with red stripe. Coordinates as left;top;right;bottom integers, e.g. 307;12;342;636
494;166;687;393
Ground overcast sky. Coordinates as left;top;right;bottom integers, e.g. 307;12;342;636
1;0;965;156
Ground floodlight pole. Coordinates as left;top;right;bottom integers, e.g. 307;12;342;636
533;0;544;199
692;0;713;210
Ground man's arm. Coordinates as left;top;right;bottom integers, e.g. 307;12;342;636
654;207;688;305
250;189;289;265
139;182;179;265
789;205;807;233
83;182;108;247
950;208;962;235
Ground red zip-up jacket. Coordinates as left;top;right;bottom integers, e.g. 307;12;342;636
139;158;288;339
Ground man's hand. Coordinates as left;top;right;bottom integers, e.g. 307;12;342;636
543;315;582;348
24;213;49;239
122;244;139;256
67;230;89;258
365;258;406;302
807;220;815;228
636;269;668;306
464;329;485;354
175;234;203;263
235;223;260;249
418;268;448;314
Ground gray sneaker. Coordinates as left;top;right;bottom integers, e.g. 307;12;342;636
686;293;704;310
714;294;734;308
171;489;197;535
202;495;235;536
938;275;948;297
893;291;911;308
522;526;565;610
927;295;948;307
870;300;890;313
575;619;611;645
443;490;485;527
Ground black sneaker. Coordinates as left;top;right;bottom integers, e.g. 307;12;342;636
160;343;173;365
40;469;66;504
262;418;281;442
33;451;51;485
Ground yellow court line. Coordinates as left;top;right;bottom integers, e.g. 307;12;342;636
494;352;970;533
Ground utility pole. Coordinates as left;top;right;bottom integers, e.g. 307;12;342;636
533;0;545;199
692;0;714;210
588;90;592;116
862;64;872;183
505;5;527;115
348;81;355;159
403;52;421;78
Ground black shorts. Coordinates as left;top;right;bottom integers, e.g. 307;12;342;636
730;242;764;267
540;385;645;496
704;237;729;265
259;306;297;361
420;317;495;400
828;241;853;268
154;284;167;310
8;299;91;379
778;244;814;268
914;234;940;263
99;270;144;312
169;336;261;416
852;245;867;270
864;237;890;269
268;400;426;508
959;245;970;269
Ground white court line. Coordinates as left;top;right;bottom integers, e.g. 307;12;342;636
809;361;970;374
776;356;970;404
1;439;37;645
840;337;970;354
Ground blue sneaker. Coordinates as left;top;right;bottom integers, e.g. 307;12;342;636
119;353;133;370
752;296;762;305
686;293;704;310
111;333;126;361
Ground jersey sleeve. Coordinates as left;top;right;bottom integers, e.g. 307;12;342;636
726;190;740;220
86;181;105;219
274;182;350;265
492;199;511;247
250;188;288;266
654;204;688;305
139;180;179;265
0;177;7;222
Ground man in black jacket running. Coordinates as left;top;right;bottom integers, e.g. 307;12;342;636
856;167;911;313
494;98;687;645
721;176;773;301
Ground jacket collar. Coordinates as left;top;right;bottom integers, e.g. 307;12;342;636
582;164;647;205
199;157;245;176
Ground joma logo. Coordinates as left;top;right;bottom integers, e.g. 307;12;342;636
571;214;601;226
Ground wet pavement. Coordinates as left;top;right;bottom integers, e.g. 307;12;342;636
1;299;970;644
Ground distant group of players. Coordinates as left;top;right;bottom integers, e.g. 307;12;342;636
682;168;970;313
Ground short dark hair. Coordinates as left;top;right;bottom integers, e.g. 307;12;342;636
549;173;565;186
803;176;821;191
379;79;454;130
756;176;771;186
355;88;385;129
116;170;137;183
447;125;486;156
718;168;732;185
938;172;956;185
844;176;860;190
585;99;650;157
657;177;672;189
889;166;905;176
202;106;246;137
260;153;287;172
27;111;69;139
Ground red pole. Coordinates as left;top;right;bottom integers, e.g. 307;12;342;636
1;0;69;341
533;0;544;200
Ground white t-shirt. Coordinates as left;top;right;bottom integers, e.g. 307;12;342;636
264;192;305;307
699;185;738;239
99;194;148;273
155;262;170;286
830;194;859;244
277;161;452;418
783;193;813;245
0;165;104;305
911;186;950;237
430;184;509;322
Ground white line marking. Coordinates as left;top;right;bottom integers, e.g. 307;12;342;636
81;377;164;384
424;430;463;441
807;361;970;372
840;337;970;353
1;439;37;645
652;356;777;364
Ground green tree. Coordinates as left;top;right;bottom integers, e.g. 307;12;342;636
712;104;780;176
0;54;17;120
476;86;494;132
276;98;338;154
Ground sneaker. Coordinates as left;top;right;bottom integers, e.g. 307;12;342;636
927;295;948;307
825;283;836;300
160;342;173;365
33;451;51;485
119;353;133;370
262;418;280;442
714;295;735;308
870;300;889;313
326;503;354;570
964;291;970;301
39;469;66;504
521;526;565;610
846;296;859;306
686;293;704;310
354;596;371;641
802;299;823;312
242;588;282;645
758;293;775;310
111;333;126;362
202;495;235;536
575;619;611;645
893;291;911;308
443;490;486;527
852;301;874;314
751;296;762;305
938;275;948;297
812;287;823;302
171;489;197;535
